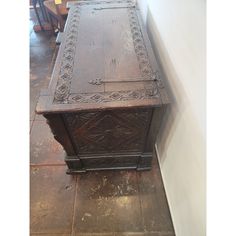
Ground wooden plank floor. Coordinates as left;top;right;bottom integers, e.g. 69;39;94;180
30;9;175;236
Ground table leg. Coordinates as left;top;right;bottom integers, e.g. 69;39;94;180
32;1;44;31
39;0;49;22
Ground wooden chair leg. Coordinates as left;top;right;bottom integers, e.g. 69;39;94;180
48;13;56;34
39;0;49;22
33;2;44;31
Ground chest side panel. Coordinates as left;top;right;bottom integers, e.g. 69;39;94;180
63;109;151;155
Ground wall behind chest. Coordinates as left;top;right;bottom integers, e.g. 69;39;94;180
137;0;206;236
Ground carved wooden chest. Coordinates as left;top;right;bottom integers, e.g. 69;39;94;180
36;0;169;174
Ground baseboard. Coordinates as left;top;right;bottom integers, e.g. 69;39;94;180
154;143;177;236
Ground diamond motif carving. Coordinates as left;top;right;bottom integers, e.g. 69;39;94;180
53;2;163;104
54;6;81;102
64;110;150;154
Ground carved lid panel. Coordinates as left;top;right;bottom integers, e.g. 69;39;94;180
36;0;169;114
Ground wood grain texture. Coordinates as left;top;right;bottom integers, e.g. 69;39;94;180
64;109;150;154
36;1;169;113
30;8;175;235
36;1;169;172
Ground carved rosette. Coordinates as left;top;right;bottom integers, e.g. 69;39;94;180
54;6;81;103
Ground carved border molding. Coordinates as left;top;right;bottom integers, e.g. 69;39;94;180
128;8;153;78
53;3;162;104
127;7;164;89
54;6;81;102
67;87;159;104
72;0;134;6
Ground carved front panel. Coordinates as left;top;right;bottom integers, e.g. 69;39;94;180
63;109;151;155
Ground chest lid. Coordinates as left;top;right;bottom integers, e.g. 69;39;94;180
36;0;169;114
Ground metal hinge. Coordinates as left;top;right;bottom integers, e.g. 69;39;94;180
88;76;157;85
93;6;135;10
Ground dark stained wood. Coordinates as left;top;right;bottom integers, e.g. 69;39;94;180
30;8;175;235
36;0;170;173
64;109;151;154
44;114;76;156
36;1;169;112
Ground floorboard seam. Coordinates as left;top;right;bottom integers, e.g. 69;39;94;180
71;176;79;236
30;120;34;134
30;163;66;167
136;171;146;233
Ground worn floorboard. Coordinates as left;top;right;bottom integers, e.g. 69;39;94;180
30;166;77;234
73;170;143;234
